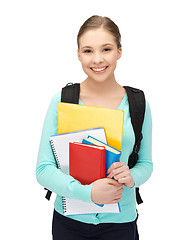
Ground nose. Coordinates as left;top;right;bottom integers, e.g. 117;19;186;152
92;52;103;64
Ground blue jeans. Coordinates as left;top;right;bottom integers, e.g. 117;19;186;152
52;209;139;240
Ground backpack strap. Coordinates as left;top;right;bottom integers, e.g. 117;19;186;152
61;82;80;103
45;84;146;204
123;86;145;204
45;83;80;200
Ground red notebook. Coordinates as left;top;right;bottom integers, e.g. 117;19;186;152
69;142;106;185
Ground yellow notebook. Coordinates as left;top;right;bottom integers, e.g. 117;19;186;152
58;102;124;151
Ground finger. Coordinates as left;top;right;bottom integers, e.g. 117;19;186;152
106;173;112;179
107;163;116;174
118;176;130;184
111;197;121;204
116;193;123;199
107;167;121;178
113;171;130;181
108;166;128;179
106;178;122;186
107;173;112;179
115;189;124;196
107;162;125;174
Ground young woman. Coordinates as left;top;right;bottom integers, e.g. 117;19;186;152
36;15;153;240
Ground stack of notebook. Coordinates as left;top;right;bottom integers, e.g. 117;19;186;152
50;103;124;216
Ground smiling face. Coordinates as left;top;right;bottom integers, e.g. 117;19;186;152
77;28;122;84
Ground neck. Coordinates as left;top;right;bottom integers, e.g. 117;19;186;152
81;76;122;97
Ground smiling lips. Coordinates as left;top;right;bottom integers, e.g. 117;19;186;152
90;66;108;73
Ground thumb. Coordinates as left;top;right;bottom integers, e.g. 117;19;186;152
106;178;121;186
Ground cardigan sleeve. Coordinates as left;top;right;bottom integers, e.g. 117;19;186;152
36;93;93;202
130;100;153;187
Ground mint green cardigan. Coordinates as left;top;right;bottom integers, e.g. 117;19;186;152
36;92;153;224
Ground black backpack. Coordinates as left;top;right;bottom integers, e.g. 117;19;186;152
45;82;145;205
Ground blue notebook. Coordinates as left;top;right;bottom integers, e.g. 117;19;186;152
82;136;122;208
82;136;121;176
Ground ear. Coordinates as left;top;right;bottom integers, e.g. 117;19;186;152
77;49;81;62
117;47;122;60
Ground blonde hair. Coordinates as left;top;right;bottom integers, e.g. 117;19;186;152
77;15;122;49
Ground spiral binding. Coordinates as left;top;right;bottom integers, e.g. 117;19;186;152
50;139;61;169
62;197;67;214
50;138;67;213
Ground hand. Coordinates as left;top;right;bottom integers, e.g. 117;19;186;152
107;162;135;188
91;178;124;205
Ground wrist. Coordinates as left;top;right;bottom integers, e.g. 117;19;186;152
125;179;135;188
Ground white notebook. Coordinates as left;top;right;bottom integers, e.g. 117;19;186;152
63;198;120;216
50;127;120;216
50;127;107;174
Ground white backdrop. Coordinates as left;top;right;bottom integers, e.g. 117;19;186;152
0;0;195;239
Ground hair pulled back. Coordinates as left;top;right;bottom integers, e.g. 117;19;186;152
77;15;122;49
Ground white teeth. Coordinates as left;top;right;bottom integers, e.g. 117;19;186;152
91;67;107;72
